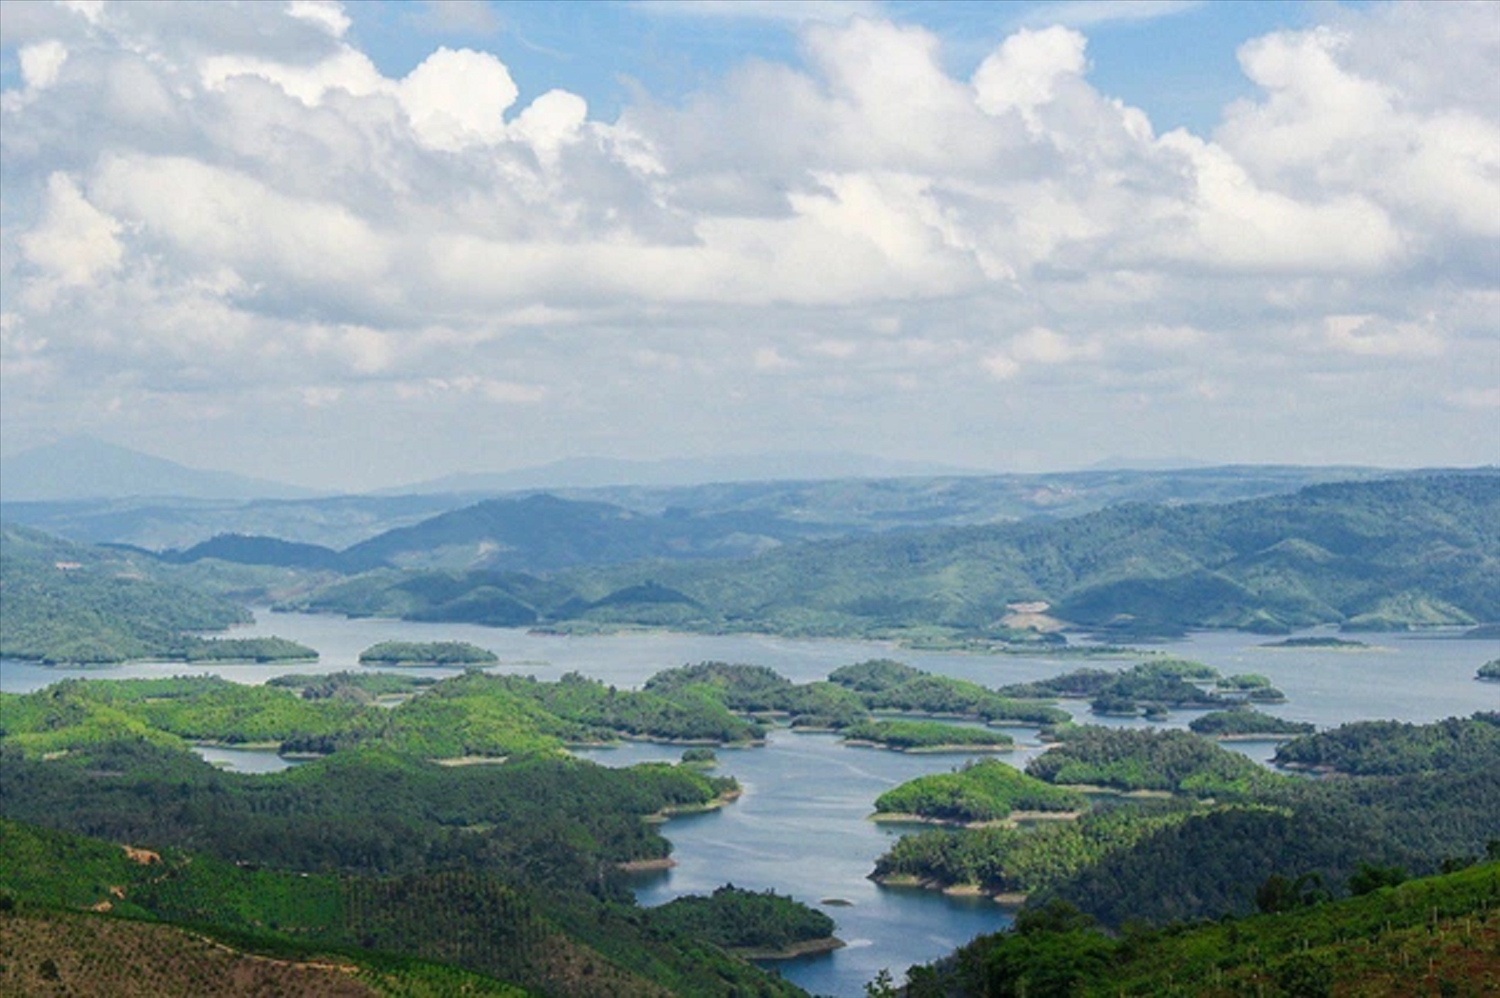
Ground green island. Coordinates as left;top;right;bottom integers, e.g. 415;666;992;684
828;660;1070;726
645;885;841;959
267;670;439;700
841;719;1015;753
872;759;1086;825
358;640;499;667
1480;659;1500;681
0;668;767;763
1188;708;1316;738
1260;635;1371;649
639;659;1068;731
995;659;1230;720
1271;715;1500;775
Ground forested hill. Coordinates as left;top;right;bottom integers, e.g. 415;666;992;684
544;473;1500;638
334;493;833;571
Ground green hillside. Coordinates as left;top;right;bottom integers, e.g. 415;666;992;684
279;474;1500;640
0;818;806;998
897;860;1500;998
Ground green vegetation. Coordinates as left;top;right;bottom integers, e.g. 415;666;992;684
999;660;1229;719
358;640;499;666
827;661;1068;725
1272;714;1500;775
900;862;1500;998
842;720;1014;753
1189;708;1315;737
0;904;533;998
872;801;1202;896
1480;659;1500;681
0;818;804;998
531;474;1500;640
872;715;1500;931
0;525;252;664
267;671;439;699
0;524;319;665
1261;635;1370;648
0;670;768;766
1025;726;1275;797
873;759;1085;823
645;885;838;957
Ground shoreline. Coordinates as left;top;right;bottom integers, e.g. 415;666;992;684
842;738;1014;754
615;857;676;872
737;936;845;960
874;874;1029;905
870;808;1082;829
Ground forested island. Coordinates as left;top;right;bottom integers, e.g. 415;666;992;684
358;640;499;666
1188;708;1316;738
1480;659;1500;681
871;759;1085;825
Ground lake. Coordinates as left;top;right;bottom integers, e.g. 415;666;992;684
2;612;1496;996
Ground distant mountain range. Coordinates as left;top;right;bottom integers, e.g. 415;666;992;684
0;437;319;502
2;460;1398;552
283;473;1500;638
379;452;989;494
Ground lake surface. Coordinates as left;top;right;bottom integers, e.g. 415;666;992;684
3;613;1496;996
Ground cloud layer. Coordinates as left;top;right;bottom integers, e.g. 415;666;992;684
1;0;1496;486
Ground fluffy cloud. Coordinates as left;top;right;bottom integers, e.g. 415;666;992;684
1;0;1495;484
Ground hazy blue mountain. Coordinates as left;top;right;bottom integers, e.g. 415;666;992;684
0;493;475;551
3;464;1394;553
382;452;987;493
0;437;318;502
337;493;833;572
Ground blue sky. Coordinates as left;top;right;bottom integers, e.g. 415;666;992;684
343;1;1321;135
0;0;1495;489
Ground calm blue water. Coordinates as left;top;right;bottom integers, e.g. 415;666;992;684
2;614;1496;996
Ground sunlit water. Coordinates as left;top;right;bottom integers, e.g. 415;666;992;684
2;612;1495;995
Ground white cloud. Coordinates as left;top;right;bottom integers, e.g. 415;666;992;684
1;1;1495;479
17;172;123;307
286;0;351;39
1323;314;1444;358
972;27;1087;121
19;39;69;89
398;47;518;150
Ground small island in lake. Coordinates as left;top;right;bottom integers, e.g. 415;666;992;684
646;885;843;960
1479;660;1500;682
873;758;1086;825
358;640;499;667
842;719;1014;753
1189;708;1315;738
1261;636;1370;649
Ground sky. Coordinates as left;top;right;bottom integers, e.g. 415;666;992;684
1;0;1496;491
